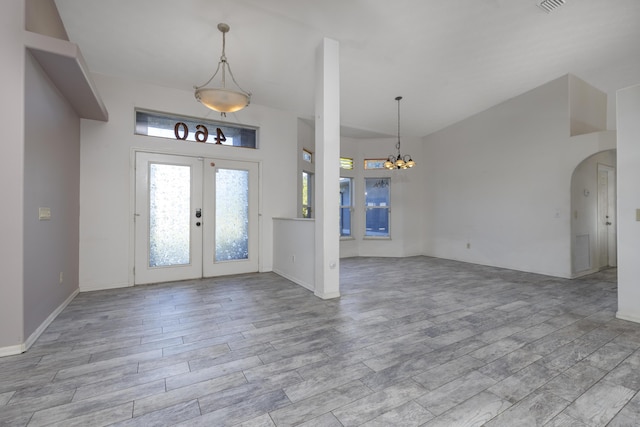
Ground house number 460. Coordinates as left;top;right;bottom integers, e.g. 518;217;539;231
174;122;226;144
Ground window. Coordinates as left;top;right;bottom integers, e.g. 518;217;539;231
302;171;313;218
340;178;353;237
364;159;387;170
340;157;354;170
135;109;257;148
365;178;390;237
303;149;313;163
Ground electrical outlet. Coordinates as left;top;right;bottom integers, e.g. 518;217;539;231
291;255;296;263
466;243;471;249
59;272;63;284
636;209;640;221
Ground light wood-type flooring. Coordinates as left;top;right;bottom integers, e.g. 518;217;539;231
1;256;639;426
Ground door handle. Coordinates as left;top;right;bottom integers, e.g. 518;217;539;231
195;209;202;218
606;221;612;225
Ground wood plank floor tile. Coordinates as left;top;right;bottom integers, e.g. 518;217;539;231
332;379;427;426
270;380;370;426
563;380;635;426
131;372;246;417
45;402;133;427
0;258;633;426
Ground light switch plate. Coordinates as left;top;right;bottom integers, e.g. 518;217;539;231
636;209;640;222
39;207;51;220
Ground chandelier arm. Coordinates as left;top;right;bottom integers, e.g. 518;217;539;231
225;62;252;96
194;61;223;90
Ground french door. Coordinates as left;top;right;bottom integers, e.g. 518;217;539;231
134;152;258;285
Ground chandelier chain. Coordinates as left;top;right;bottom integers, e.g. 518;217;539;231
384;96;415;170
396;95;402;154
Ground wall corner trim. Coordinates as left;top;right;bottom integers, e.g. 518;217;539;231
0;289;79;358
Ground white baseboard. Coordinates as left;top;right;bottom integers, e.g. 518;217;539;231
0;344;24;358
570;268;598;279
616;311;640;324
80;281;129;292
273;268;314;292
314;290;341;300
0;289;79;358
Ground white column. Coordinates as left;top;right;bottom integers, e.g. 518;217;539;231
616;83;640;323
314;38;340;299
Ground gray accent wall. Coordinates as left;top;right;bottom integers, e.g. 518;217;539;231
0;0;25;350
23;51;80;339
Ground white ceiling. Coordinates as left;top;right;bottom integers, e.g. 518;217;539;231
54;0;640;138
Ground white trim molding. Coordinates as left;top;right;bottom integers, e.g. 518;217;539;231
616;310;640;325
0;289;79;357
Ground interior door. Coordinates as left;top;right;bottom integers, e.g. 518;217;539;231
135;152;259;285
597;164;617;269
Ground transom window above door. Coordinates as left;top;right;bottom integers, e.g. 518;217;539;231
135;109;258;148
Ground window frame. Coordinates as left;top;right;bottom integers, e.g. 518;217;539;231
135;109;258;149
303;149;313;163
364;177;391;239
364;159;387;170
339;177;354;239
301;170;314;218
340;157;354;170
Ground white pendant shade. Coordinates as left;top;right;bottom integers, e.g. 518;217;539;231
194;23;251;115
195;88;250;113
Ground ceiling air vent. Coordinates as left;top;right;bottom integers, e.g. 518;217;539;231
538;0;566;13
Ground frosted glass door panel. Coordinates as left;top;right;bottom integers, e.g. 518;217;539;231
135;152;203;285
203;159;258;277
215;169;249;262
149;164;191;267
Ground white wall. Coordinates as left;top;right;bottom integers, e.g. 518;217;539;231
78;74;299;291
0;0;25;351
617;83;640;323
422;75;611;278
272;218;315;291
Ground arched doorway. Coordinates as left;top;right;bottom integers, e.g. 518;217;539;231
571;149;617;277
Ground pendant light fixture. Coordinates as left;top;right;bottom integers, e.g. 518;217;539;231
384;96;415;170
194;23;251;115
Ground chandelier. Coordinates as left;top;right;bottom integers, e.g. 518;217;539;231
384;96;415;170
194;23;251;115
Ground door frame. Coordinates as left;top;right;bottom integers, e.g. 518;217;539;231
129;149;262;286
597;163;617;269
